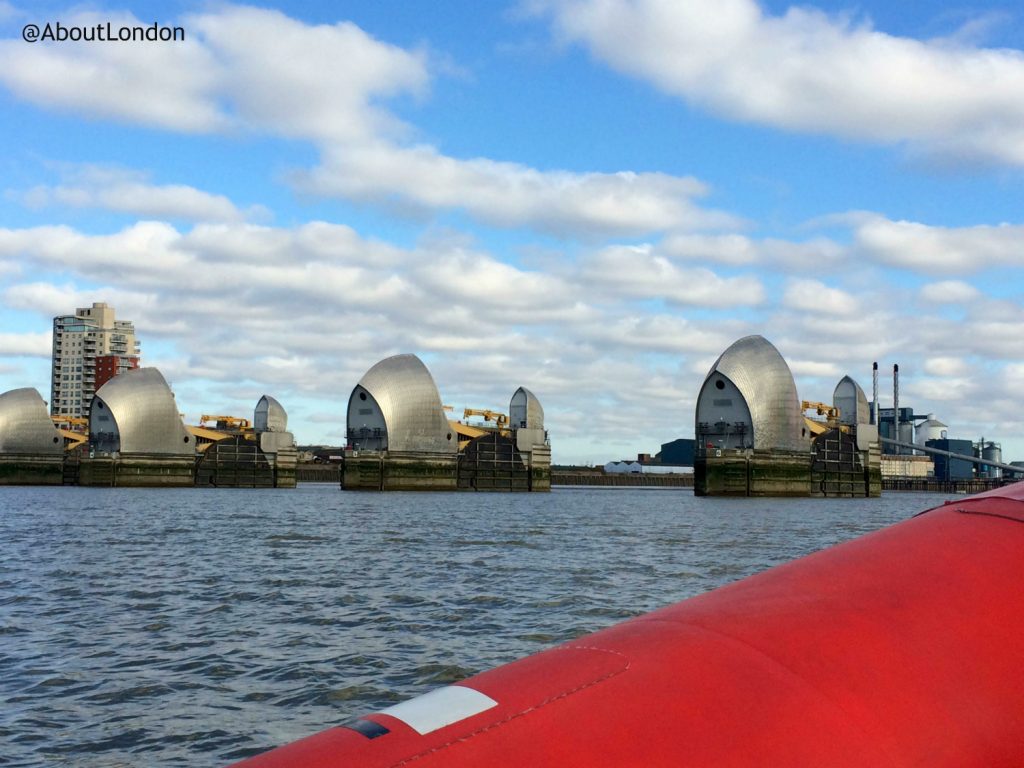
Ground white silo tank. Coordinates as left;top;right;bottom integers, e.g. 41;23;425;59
916;414;948;447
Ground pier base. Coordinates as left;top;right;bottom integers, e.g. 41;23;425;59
342;451;459;491
79;454;195;487
0;454;64;485
342;444;550;492
696;439;881;498
696;450;813;497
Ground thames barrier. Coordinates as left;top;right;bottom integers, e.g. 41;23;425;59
4;335;1021;495
1;368;297;489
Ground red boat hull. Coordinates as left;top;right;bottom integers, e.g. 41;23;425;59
231;484;1024;767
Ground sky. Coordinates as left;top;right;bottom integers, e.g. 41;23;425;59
1;0;1023;465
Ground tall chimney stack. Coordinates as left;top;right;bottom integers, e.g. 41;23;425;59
872;362;879;425
893;364;900;453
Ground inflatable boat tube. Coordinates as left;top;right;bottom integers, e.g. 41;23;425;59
230;483;1024;767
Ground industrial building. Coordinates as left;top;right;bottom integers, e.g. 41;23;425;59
343;353;550;491
926;439;974;481
865;362;1017;483
50;302;139;424
659;438;696;466
694;335;880;497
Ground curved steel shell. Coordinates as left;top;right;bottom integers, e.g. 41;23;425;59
255;395;288;432
833;375;870;426
699;335;805;451
0;388;63;454
350;354;455;453
510;387;544;429
90;368;193;455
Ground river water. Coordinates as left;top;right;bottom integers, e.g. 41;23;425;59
0;485;951;767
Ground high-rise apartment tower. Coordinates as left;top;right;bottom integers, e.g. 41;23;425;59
50;302;140;420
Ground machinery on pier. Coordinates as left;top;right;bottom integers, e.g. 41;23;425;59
200;415;252;432
801;400;846;437
461;408;509;429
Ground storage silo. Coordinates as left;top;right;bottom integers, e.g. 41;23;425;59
915;415;947;448
898;421;915;450
982;442;1003;480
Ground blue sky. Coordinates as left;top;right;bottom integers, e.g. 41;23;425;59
1;0;1023;464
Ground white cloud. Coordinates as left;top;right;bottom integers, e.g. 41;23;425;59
963;319;1024;357
2;282;159;327
0;6;426;138
413;246;583;321
924;356;970;377
298;142;738;237
0;5;736;238
0;331;51;357
0;222;191;285
19;165;261;223
1005;363;1024;389
0;220;591;364
782;278;860;315
855;217;1024;274
788;359;840;378
580;245;765;307
919;280;982;303
186;5;429;143
909;375;975;403
659;233;758;265
761;238;849;271
536;0;1024;165
580;314;741;355
0;9;225;132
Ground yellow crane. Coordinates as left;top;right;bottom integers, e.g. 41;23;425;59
801;400;851;436
801;401;840;422
200;415;252;430
462;408;508;428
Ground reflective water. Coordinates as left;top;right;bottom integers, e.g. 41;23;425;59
0;485;950;767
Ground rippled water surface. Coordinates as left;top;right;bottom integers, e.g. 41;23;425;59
0;485;952;766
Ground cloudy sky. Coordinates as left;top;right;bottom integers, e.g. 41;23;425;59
1;0;1023;464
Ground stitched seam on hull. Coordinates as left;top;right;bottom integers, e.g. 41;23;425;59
915;497;1024;517
387;645;631;767
954;508;1024;524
